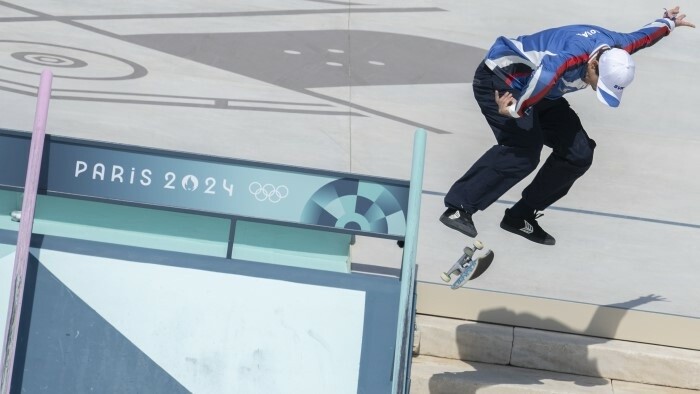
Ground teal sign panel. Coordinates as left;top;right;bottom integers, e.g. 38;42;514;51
0;130;409;237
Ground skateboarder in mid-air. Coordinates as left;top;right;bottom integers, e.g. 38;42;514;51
440;6;695;245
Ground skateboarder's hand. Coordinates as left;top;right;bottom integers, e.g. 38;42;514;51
495;91;516;117
664;6;695;28
641;293;668;303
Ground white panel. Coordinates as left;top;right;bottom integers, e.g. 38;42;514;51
39;249;366;394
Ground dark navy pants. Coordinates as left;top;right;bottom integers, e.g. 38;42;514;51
444;61;596;213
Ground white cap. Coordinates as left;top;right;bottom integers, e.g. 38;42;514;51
595;48;635;108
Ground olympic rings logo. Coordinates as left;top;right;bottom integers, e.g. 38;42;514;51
249;182;289;203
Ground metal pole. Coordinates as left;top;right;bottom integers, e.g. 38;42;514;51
0;70;53;393
392;128;426;393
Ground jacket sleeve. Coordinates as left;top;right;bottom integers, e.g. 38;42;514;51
508;19;674;118
607;18;674;54
510;52;588;118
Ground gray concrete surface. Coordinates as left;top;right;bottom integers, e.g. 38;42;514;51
0;1;698;320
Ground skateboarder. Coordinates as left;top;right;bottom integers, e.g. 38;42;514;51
440;7;695;245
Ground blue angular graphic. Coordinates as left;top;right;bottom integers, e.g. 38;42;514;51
12;254;189;394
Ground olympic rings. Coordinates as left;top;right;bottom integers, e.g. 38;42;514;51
249;182;289;203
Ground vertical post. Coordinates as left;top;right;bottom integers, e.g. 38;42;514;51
0;70;53;393
392;128;426;394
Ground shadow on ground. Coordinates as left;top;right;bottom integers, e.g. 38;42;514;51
427;294;667;393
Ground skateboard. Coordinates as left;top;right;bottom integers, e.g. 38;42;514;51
440;240;494;289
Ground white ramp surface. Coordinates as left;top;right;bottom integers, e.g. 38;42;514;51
40;249;366;394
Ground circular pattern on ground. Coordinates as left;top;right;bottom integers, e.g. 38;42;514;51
11;52;88;68
0;40;147;80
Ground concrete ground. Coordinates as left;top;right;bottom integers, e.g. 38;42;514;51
0;0;698;321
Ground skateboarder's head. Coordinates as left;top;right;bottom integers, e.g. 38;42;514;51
584;47;635;108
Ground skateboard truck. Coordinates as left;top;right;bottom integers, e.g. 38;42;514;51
441;240;493;289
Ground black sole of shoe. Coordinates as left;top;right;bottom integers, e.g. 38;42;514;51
499;222;555;245
439;215;478;238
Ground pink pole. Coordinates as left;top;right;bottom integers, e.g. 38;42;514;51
0;70;53;393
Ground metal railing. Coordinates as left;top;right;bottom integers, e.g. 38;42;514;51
392;128;426;394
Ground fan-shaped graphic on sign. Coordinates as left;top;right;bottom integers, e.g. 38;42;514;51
302;179;406;235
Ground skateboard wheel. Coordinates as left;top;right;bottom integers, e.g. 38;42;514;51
10;211;20;222
473;240;484;250
462;246;474;256
440;272;451;282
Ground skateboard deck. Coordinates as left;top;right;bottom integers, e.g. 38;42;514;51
440;240;494;289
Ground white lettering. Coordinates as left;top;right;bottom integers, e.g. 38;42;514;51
141;169;152;186
75;161;87;177
111;165;124;183
93;163;105;181
70;161;233;198
577;29;598;38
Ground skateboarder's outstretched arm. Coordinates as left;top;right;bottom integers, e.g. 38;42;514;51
606;6;695;55
495;6;694;119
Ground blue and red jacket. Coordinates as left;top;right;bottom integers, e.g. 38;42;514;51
484;18;675;117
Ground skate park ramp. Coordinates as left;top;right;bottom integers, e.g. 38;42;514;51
0;233;396;393
0;0;698;389
0;128;424;392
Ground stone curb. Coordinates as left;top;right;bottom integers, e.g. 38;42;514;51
415;314;513;365
415;314;700;391
511;327;700;390
612;381;700;393
411;356;700;394
410;355;612;393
